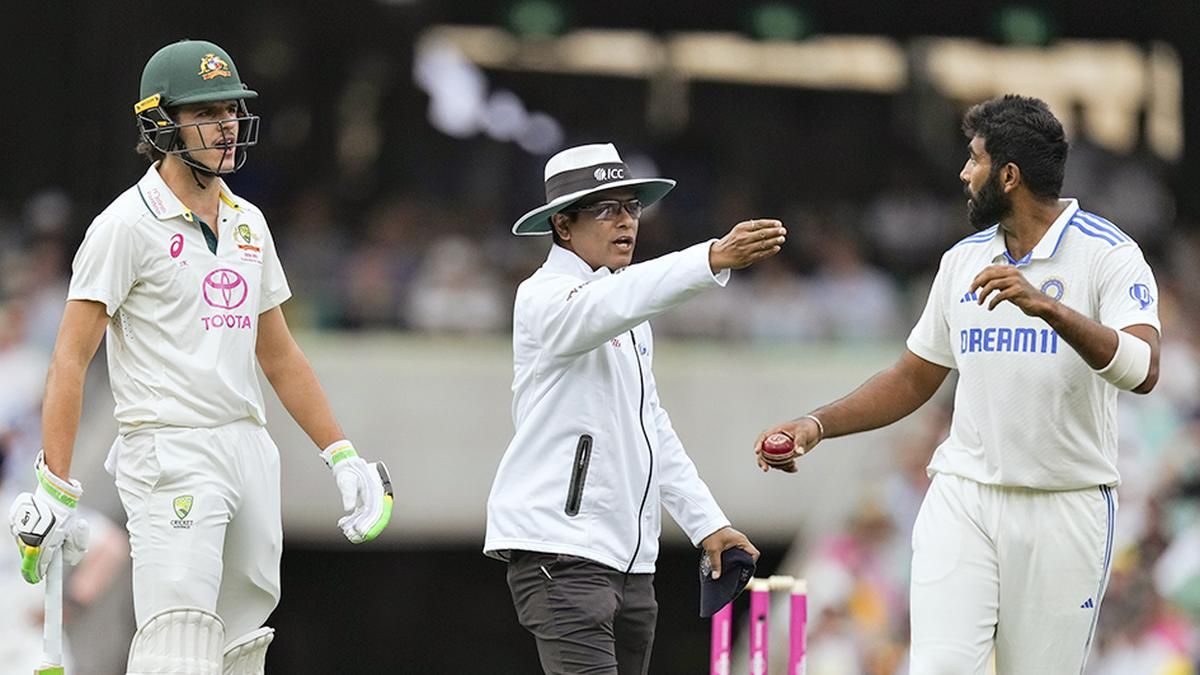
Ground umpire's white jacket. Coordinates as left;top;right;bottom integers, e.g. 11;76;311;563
485;241;732;573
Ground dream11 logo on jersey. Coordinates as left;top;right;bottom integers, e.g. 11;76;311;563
201;268;252;331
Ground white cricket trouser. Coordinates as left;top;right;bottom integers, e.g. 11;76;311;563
909;473;1116;675
107;418;282;639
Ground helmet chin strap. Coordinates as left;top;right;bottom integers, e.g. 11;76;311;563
188;162;213;190
172;135;229;190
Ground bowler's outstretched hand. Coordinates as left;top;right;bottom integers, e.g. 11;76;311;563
754;416;823;473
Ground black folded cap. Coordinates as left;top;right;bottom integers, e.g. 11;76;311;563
699;548;757;618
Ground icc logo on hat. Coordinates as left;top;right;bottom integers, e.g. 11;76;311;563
593;167;625;181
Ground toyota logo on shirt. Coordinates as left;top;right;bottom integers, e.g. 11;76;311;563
202;268;249;309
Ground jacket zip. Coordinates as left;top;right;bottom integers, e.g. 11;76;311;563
564;434;593;517
625;329;653;575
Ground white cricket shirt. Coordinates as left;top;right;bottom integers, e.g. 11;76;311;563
907;199;1160;489
68;164;291;434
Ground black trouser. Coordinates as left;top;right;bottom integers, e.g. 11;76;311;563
507;551;658;675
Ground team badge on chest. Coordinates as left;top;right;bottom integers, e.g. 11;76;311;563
1039;278;1065;301
235;222;264;263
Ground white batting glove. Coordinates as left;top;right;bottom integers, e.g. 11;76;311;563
320;440;393;544
8;451;89;583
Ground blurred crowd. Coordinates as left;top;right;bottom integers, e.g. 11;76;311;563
1;120;1198;674
0;191;130;673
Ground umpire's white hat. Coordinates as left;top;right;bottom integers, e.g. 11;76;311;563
511;143;676;236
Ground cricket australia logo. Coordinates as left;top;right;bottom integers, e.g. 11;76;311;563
172;495;195;529
235;222;263;261
198;54;232;80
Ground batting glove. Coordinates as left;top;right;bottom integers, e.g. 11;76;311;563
320;440;393;544
9;451;90;584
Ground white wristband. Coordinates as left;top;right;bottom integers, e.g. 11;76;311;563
1094;330;1151;391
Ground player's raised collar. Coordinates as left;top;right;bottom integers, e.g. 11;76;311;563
988;198;1079;266
985;225;1007;262
544;243;612;280
214;177;245;214
1029;198;1079;261
136;164;245;223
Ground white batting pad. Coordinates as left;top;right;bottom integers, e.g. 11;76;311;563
222;627;275;675
127;607;225;675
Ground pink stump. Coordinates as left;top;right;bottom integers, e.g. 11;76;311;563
749;582;770;675
709;604;732;675
788;580;808;674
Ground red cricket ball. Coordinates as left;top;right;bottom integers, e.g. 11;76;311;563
762;431;796;457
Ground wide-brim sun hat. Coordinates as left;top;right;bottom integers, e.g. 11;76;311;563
511;143;676;235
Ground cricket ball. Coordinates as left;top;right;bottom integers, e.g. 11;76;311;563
762;431;796;458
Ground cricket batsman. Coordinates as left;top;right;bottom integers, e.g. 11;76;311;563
7;39;393;675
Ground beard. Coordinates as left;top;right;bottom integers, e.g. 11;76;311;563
965;171;1012;230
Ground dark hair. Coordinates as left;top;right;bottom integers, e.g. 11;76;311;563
962;95;1068;199
136;138;166;163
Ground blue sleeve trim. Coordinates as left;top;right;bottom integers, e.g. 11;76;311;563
1067;219;1121;247
1075;211;1131;243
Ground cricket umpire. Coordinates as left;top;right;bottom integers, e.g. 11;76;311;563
486;143;783;674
